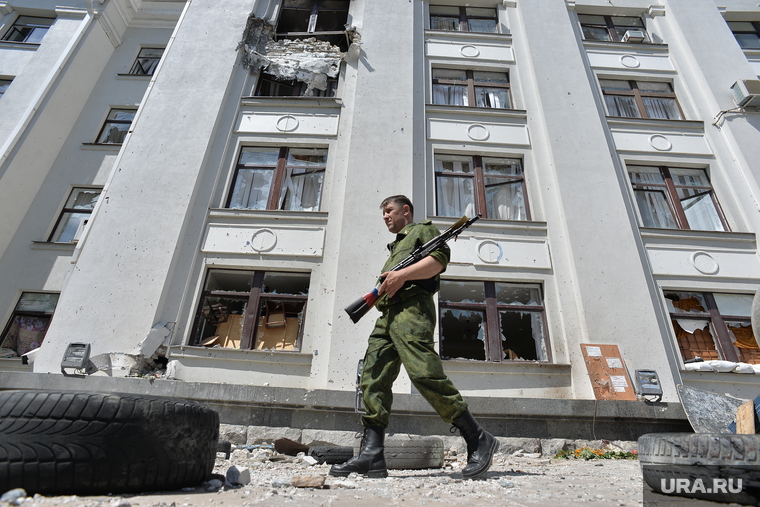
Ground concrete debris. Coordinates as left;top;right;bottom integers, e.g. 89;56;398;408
203;479;223;491
109;498;131;507
238;14;348;96
131;321;173;358
302;455;318;466
499;479;516;488
226;465;251;486
332;480;358;489
291;476;326;489
271;478;291;488
0;488;27;505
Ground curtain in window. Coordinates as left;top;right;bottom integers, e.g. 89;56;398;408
485;181;524;220
433;85;468;106
679;192;723;231
604;96;640;117
468;19;497;33
643;97;681;119
279;168;323;211
436;176;475;217
229;169;272;209
474;87;509;108
634;190;677;228
431;16;459;30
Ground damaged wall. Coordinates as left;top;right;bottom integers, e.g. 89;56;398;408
238;15;349;95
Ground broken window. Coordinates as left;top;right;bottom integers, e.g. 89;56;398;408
255;72;337;97
1;16;55;44
728;21;760;49
429;6;498;33
129;48;164;75
600;79;682;119
96;108;136;144
276;0;350;50
665;292;758;364
49;187;101;243
227;147;326;212
192;270;309;351
432;68;511;109
578;14;649;43
435;154;529;220
627;165;727;231
439;280;548;362
0;292;59;358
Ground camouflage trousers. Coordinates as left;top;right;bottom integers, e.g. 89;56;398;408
360;293;468;428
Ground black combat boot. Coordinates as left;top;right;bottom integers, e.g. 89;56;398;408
329;426;388;478
452;409;499;479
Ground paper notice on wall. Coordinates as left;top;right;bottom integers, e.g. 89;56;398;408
610;375;629;392
585;346;602;357
606;358;623;369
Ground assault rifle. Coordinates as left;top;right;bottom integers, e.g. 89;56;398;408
344;215;480;323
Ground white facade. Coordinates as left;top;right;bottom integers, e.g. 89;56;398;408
1;0;760;406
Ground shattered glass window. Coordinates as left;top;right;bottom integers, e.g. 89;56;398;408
256;73;337;98
277;0;350;49
193;270;310;351
0;292;59;358
432;68;510;109
429;6;498;33
129;48;164;75
1;16;55;43
96;109;136;144
49;187;101;243
601;79;681;119
439;280;549;362
579;14;649;43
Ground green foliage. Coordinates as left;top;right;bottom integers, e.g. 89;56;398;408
554;447;638;460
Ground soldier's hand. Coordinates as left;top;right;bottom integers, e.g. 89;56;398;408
378;270;407;299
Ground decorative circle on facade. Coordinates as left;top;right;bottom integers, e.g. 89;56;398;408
467;124;490;141
250;229;277;252
477;240;503;263
276;115;299;132
620;54;640;68
460;45;480;58
649;134;672;151
691;251;719;275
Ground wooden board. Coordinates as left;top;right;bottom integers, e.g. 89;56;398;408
736;401;756;434
580;344;637;401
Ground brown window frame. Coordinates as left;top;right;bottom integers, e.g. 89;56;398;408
578;14;649;43
601;79;683;119
429;5;499;33
129;48;164;75
255;72;337;98
728;21;760;50
0;292;60;358
226;146;327;211
438;280;550;363
627;165;728;231
191;270;309;351
665;291;757;364
431;68;511;109
434;154;530;220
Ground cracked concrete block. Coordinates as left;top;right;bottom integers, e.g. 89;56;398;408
439;436;466;456
132;321;172;357
496;437;541;455
247;425;301;445
300;429;359;447
219;424;247;445
540;438;572;457
572;439;605;451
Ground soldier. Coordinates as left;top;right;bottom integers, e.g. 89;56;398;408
330;195;498;480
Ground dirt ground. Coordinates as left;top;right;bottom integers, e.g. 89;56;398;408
2;448;740;507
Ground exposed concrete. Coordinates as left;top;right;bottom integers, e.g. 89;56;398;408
0;372;691;441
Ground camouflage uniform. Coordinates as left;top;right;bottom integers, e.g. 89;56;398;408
360;221;468;428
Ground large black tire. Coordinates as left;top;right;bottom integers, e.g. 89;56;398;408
354;436;444;470
638;433;760;504
0;390;219;495
308;446;354;464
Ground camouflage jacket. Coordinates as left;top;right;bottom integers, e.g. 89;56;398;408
374;220;450;311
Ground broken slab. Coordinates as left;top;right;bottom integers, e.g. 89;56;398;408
300;429;359;447
247;425;301;445
291;476;326;488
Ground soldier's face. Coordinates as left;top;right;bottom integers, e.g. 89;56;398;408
382;203;410;234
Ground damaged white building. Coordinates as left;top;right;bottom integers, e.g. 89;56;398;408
1;0;760;439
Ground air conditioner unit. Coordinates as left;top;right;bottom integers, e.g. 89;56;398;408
622;29;646;43
731;79;760;108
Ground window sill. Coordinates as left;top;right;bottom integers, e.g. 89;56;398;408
240;96;342;108
639;227;755;246
30;241;77;251
116;73;153;80
742;49;760;59
169;345;313;367
442;359;569;376
430;216;547;235
81;143;122;150
424;29;512;44
605;116;704;131
0;41;40;50
208;208;328;223
425;104;527;119
0;357;32;372
582;40;668;52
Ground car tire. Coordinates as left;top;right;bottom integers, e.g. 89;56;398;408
0;390;219;495
308;446;354;464
354;436;444;470
638;432;760;504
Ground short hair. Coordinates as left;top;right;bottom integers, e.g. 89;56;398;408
380;195;414;216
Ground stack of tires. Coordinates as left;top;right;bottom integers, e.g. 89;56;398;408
0;390;219;495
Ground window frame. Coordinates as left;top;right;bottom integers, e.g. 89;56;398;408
627;165;728;231
0;79;11;97
431;68;512;109
728;21;760;50
276;0;350;50
255;72;338;98
48;187;102;243
190;270;309;351
128;47;164;76
0;292;59;358
578;14;649;43
600;79;683;119
665;291;756;364
434;153;530;220
225;146;327;211
95;108;137;145
438;280;550;363
1;16;55;44
429;5;499;33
